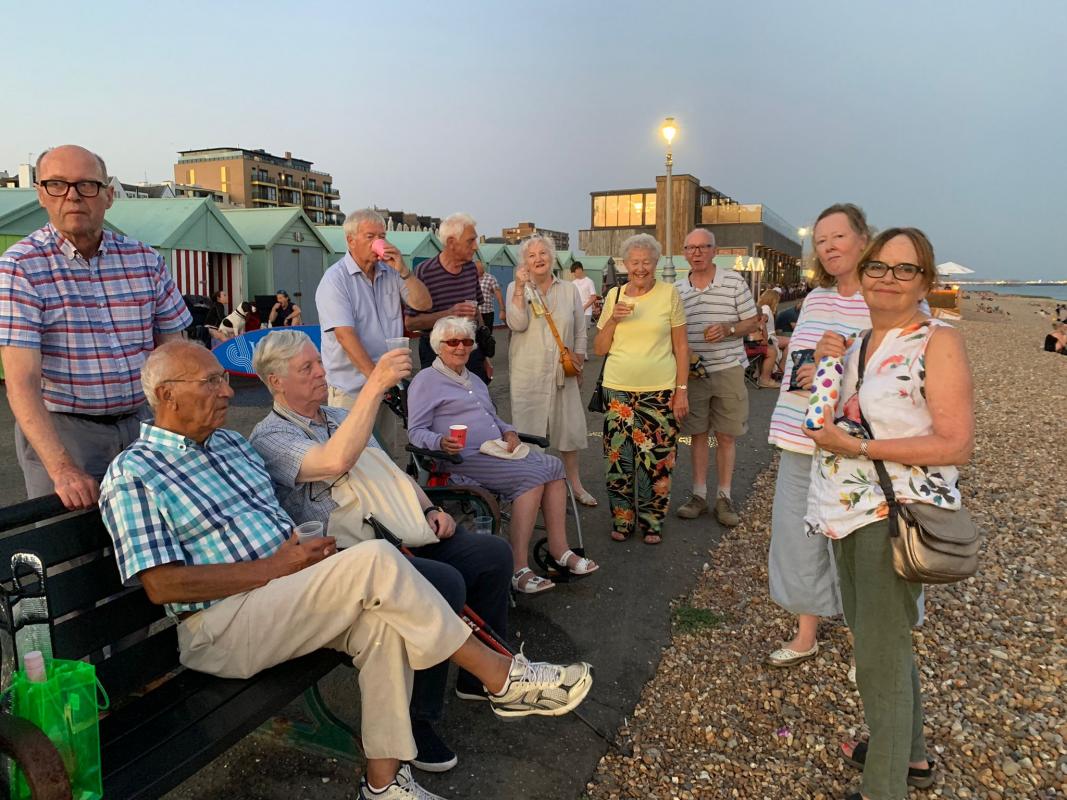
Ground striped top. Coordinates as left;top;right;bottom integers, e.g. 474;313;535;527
0;224;191;414
768;288;871;454
674;269;757;373
408;255;484;317
100;423;295;617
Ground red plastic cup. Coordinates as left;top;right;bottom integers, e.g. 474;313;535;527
372;239;387;259
449;424;468;448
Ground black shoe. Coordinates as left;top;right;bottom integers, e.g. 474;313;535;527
410;721;457;773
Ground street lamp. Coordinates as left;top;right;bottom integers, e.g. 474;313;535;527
661;117;677;282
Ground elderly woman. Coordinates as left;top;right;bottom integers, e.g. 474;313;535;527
805;228;973;800
506;235;595;506
407;316;598;594
593;233;688;545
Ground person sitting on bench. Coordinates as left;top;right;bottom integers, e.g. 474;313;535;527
98;340;593;800
247;329;514;774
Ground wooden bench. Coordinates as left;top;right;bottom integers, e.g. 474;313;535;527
0;495;359;800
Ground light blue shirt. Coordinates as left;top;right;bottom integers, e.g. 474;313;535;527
316;253;408;395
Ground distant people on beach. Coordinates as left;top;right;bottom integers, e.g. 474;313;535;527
1056;303;1067;323
1044;322;1067;354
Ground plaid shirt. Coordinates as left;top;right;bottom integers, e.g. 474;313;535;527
0;224;191;414
99;423;295;617
478;272;500;314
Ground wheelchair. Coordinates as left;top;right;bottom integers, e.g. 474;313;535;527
381;384;588;582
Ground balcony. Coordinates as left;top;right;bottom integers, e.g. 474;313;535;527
325;188;339;199
304;187;325;196
250;175;277;186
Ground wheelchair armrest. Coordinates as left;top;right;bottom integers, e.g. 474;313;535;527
517;433;550;448
0;714;72;799
405;444;463;465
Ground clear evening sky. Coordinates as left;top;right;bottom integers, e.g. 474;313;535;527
4;0;1063;280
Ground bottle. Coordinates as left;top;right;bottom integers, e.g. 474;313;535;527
804;356;844;431
524;284;546;318
24;650;46;683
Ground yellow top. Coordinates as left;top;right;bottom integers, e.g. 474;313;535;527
598;281;686;391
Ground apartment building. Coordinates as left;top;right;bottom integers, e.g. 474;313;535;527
502;221;570;251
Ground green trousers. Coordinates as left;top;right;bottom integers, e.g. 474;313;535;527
833;521;927;800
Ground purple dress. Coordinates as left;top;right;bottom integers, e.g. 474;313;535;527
407;361;565;501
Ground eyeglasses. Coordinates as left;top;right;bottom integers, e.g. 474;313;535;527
683;244;714;253
441;338;475;348
37;180;107;198
860;261;925;282
161;373;231;388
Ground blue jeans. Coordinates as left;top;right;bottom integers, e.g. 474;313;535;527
407;527;512;722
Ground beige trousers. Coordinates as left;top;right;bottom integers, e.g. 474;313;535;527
176;540;471;760
328;385;406;464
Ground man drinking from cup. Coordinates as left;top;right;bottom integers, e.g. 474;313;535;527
315;208;431;461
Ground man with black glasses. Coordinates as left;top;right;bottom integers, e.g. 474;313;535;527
0;144;190;508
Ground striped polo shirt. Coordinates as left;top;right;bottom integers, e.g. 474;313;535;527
0;224;191;414
407;255;484;317
768;288;871;454
100;424;295;617
674;269;757;373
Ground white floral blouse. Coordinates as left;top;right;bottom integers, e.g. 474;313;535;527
805;319;962;540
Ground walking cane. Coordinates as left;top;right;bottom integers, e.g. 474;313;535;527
364;515;612;742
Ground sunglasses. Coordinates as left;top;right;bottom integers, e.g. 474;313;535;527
441;338;475;348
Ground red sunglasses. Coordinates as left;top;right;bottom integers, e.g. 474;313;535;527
442;338;475;347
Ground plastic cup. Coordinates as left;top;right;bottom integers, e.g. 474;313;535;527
372;239;387;259
474;515;494;536
385;336;409;351
294;521;324;542
449;424;468;448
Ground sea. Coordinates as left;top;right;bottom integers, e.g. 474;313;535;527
961;284;1067;302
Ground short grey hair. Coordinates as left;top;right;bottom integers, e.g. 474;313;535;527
253;329;315;391
343;208;385;237
686;227;716;247
438;212;477;245
519;234;556;268
36;146;108;181
140;340;205;409
620;233;662;263
429;315;477;354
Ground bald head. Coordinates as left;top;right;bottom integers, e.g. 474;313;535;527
141;340;214;408
36;145;108;182
142;340;235;443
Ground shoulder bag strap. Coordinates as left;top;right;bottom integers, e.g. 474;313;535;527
536;287;570;357
855;331;899;505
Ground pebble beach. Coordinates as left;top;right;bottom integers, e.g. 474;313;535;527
586;294;1067;800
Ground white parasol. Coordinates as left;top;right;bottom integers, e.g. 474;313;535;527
936;261;974;276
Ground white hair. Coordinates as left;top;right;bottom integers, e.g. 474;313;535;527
429;315;477;354
343;208;385;237
253;329;315;391
620;232;662;262
518;234;556;268
140;340;207;409
438;212;477;245
686;227;716;247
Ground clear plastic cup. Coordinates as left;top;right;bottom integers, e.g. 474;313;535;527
449;424;468;448
474;516;494;536
294;521;324;542
385;336;409;351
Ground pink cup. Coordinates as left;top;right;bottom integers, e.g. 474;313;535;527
449;424;468;448
372;239;387;259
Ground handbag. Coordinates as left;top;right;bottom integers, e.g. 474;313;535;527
587;287;621;413
475;324;496;358
855;332;982;584
536;288;581;378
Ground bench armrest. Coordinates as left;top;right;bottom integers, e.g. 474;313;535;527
517;433;550;448
0;714;72;799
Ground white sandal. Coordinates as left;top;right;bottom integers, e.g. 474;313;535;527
555;549;599;576
511;567;554;594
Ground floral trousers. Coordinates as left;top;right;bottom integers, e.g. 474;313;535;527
603;388;679;537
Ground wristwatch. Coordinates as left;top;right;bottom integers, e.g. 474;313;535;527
423;505;443;517
729;324;736;336
399;270;413;280
675;384;688;390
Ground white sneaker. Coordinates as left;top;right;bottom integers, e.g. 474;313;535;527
488;650;592;719
359;764;449;799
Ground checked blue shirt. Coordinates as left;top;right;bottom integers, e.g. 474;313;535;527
99;423;296;617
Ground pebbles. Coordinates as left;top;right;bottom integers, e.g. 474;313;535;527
586;296;1067;799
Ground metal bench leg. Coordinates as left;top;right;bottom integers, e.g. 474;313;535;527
257;683;362;763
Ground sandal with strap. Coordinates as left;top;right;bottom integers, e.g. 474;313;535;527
511;567;555;594
555;549;599;576
841;740;936;789
574;490;598;507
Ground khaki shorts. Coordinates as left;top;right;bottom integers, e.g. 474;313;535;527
680;365;748;437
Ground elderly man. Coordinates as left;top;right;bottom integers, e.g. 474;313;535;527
99;340;592;800
248;329;514;773
0;145;190;509
673;229;761;527
316;208;431;458
406;213;489;382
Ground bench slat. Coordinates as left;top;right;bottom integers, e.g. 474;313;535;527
52;590;165;660
0;511;110;570
94;626;181;702
37;555;127;619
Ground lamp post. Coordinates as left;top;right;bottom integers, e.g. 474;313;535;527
796;226;810;287
661;117;677;283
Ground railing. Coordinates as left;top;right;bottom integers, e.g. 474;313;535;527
250;175;277;186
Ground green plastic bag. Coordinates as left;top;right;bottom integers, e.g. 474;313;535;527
7;658;107;800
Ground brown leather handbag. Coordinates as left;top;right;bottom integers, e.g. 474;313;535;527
537;289;582;377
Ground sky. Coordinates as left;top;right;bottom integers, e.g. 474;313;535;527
3;0;1064;280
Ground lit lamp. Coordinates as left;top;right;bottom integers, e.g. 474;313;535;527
661;117;677;282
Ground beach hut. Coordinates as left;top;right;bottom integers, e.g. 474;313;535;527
477;242;517;300
555;249;575;274
222;208;332;325
104;198;250;306
317;227;443;270
575;256;614;293
0;188;126;251
317;225;347;260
